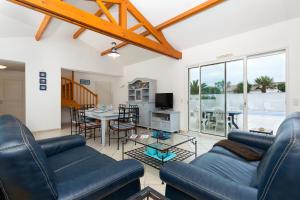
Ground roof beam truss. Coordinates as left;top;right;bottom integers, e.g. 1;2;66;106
101;0;224;56
9;0;181;59
35;15;52;41
73;3;114;39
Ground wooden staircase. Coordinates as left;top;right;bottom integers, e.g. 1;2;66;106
61;77;98;108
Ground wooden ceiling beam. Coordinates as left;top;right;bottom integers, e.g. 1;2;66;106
119;1;127;28
35;0;64;41
35;15;52;41
101;0;225;56
128;23;143;32
96;0;118;25
9;0;182;59
157;0;224;30
101;0;122;4
73;2;114;39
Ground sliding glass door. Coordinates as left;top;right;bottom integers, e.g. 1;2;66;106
226;60;245;131
200;63;226;136
188;50;286;136
188;68;200;131
247;52;286;133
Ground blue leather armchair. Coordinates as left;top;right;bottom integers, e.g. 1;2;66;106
0;115;144;200
160;112;300;200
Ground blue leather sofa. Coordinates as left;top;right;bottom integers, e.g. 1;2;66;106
160;112;300;200
0;115;144;200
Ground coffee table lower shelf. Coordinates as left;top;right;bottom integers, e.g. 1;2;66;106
124;146;195;170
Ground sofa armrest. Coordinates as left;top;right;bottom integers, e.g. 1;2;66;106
37;135;86;157
160;161;257;200
57;159;144;200
228;130;275;151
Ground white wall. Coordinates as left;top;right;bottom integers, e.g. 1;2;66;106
115;17;300;131
73;71;120;104
61;70;121;124
0;36;123;132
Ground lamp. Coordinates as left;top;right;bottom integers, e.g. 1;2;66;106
107;42;120;58
0;65;7;70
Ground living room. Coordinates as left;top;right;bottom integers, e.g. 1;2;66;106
1;0;300;199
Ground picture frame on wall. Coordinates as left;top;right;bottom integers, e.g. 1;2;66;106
40;85;47;91
39;72;47;78
80;79;91;85
39;78;47;84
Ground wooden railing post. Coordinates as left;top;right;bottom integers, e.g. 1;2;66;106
61;77;98;108
71;80;74;101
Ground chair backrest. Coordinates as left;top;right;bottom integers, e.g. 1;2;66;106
0;115;57;200
256;112;300;200
118;106;139;125
119;104;127;108
70;107;81;123
213;108;225;121
129;105;139;124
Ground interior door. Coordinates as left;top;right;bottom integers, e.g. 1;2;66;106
0;78;25;123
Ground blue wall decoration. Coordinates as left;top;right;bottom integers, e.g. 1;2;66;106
39;78;47;84
40;85;47;91
39;72;47;91
80;79;91;85
39;72;47;78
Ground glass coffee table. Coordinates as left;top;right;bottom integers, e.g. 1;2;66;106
122;131;197;169
127;186;168;200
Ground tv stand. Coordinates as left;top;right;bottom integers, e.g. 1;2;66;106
150;110;180;132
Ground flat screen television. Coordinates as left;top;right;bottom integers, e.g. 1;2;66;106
155;93;173;109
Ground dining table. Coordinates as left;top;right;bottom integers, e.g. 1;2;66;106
85;109;119;145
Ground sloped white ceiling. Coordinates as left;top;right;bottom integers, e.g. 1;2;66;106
0;0;300;66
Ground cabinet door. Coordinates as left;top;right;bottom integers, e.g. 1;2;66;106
137;103;149;127
135;90;142;101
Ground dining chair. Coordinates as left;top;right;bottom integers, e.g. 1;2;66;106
119;104;127;108
129;104;139;124
213;109;226;132
79;108;101;141
201;111;208;131
70;107;82;135
108;106;138;150
212;109;233;133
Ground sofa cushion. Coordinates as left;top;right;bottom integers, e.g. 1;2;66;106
0;115;57;200
48;145;116;182
48;145;144;200
190;152;257;186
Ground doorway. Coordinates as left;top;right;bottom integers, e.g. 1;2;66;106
188;50;286;136
0;59;25;123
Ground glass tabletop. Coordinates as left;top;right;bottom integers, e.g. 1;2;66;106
126;131;195;151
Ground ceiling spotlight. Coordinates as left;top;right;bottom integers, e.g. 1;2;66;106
0;65;7;70
107;42;120;59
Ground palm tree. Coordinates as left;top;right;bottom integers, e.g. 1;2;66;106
233;82;252;93
190;80;199;95
255;76;274;93
277;82;286;92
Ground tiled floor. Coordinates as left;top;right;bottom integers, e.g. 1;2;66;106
33;127;221;195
